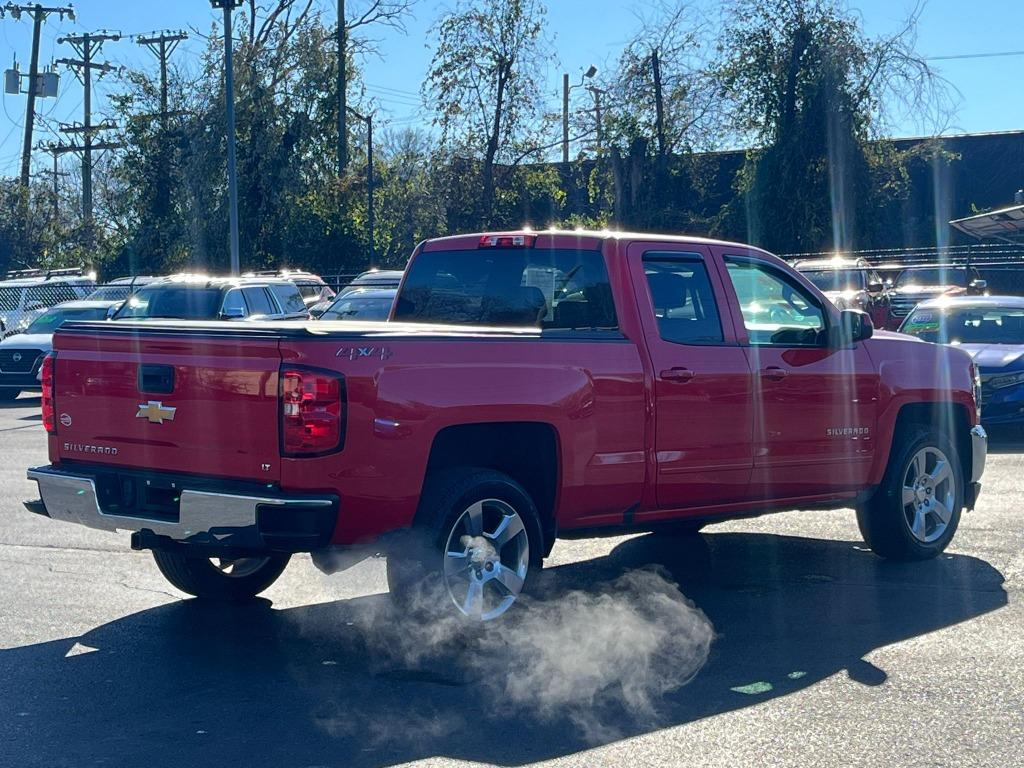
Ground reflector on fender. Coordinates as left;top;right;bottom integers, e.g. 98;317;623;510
478;234;537;249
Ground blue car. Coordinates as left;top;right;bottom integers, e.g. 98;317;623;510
900;295;1024;426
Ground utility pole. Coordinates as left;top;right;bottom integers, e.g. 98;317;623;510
210;0;242;275
136;31;187;238
347;107;374;267
57;30;121;226
1;3;76;189
651;48;666;159
136;30;188;127
39;143;69;221
337;0;347;175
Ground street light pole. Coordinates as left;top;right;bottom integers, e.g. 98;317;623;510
587;85;606;152
337;0;347;175
212;0;243;275
562;73;569;165
562;66;597;164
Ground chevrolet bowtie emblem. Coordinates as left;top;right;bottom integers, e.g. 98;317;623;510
136;401;177;424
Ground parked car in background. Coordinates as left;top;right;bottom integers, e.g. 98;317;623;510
244;270;335;310
86;276;160;302
792;256;889;329
0;300;119;400
0;268;96;338
338;269;404;297
886;265;987;328
900;295;1024;427
316;288;396;321
113;275;310;322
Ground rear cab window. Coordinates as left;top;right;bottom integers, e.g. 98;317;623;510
393;247;618;332
642;254;724;345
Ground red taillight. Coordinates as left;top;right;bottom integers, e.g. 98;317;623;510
41;353;56;434
281;368;344;456
478;234;537;249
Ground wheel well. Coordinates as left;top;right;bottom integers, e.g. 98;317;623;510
424;422;559;554
893;402;973;481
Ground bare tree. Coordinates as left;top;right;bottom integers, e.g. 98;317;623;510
425;0;551;223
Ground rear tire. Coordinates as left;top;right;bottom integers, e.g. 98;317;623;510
386;468;544;622
856;426;963;561
152;551;290;601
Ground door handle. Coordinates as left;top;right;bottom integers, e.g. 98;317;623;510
760;366;788;381
660;367;695;383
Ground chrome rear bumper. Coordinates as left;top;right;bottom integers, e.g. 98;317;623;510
26;465;335;550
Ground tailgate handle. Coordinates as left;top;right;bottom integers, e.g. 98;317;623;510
138;364;175;394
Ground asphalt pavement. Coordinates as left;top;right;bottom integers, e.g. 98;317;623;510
0;394;1020;768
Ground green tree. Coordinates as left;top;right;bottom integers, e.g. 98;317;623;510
716;0;951;253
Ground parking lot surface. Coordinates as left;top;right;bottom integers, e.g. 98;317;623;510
0;395;1020;768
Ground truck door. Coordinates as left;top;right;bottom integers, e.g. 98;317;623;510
627;242;753;514
712;249;879;499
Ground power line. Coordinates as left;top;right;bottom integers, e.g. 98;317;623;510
927;49;1024;62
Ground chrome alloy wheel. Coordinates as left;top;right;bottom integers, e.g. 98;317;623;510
211;557;273;578
902;446;956;544
442;498;530;621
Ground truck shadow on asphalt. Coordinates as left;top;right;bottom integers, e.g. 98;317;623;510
0;533;1006;767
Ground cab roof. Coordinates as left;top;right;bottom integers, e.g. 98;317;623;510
420;229;772;254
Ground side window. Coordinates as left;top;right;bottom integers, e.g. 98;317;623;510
221;289;247;317
242;287;275;316
725;258;826;347
270;284;307;314
642;254;724;345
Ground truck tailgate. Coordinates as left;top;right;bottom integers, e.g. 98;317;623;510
52;327;283;482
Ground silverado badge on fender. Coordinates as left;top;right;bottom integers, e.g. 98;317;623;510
136;401;177;424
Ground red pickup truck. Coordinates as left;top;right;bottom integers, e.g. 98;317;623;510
26;231;988;621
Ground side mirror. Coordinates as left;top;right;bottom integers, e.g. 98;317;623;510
219;306;247;320
837;309;873;346
867;281;884;293
969;279;987;294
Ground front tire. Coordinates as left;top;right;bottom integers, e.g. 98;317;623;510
386;468;544;621
152;551;290;601
857;426;963;560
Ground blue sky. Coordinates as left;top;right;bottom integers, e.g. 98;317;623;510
2;0;1024;177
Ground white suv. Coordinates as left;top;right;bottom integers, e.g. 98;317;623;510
0;269;96;338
